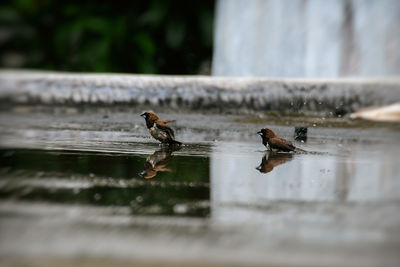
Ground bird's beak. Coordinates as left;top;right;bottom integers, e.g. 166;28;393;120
140;113;146;118
256;165;262;170
257;131;263;136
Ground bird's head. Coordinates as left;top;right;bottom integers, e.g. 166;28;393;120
257;128;276;140
140;111;159;123
139;168;157;179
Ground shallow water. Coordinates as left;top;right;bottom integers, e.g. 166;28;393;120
0;110;399;266
0;148;210;217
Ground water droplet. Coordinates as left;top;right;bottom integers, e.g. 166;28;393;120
73;188;80;194
173;204;188;214
94;193;101;201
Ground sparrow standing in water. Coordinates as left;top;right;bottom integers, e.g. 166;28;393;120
257;128;305;152
140;111;182;145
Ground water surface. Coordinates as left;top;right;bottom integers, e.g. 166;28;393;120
0;110;399;266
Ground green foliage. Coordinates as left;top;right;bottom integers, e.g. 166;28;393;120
0;0;214;74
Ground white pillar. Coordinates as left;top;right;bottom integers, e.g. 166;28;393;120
212;0;400;77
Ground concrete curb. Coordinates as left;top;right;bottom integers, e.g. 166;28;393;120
1;70;400;114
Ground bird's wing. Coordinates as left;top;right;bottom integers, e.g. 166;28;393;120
158;119;175;124
269;137;296;151
155;120;175;138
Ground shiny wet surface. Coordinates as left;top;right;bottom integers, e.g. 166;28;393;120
0;149;210;217
0;109;400;266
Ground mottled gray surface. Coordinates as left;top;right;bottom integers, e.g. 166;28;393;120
1;70;400;114
213;0;400;77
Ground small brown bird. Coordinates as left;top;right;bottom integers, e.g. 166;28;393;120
256;151;293;173
139;148;174;179
140;111;182;145
257;128;305;152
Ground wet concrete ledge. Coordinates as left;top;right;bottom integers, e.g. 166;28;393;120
1;70;400;114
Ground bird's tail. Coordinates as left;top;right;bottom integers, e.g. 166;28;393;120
294;147;307;153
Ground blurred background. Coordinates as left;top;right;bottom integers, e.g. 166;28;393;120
0;0;214;74
214;0;400;77
2;0;400;77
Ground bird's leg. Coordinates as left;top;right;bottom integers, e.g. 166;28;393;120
265;150;271;160
266;143;271;151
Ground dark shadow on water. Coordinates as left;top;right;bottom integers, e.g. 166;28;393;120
256;151;293;174
0;148;210;217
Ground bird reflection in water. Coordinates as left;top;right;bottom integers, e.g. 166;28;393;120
256;151;293;173
139;147;180;179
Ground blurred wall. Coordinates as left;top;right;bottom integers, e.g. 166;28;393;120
212;0;400;77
